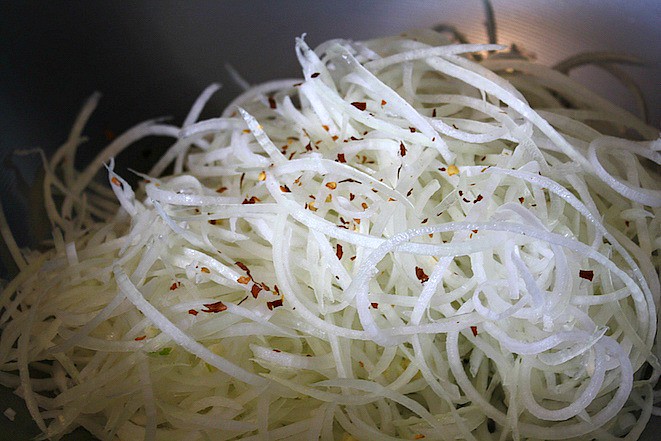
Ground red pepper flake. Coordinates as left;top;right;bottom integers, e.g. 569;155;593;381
351;101;367;111
267;298;283;310
311;72;320;78
415;266;429;283
273;284;280;295
358;360;365;367
325;181;337;190
337;153;346;163
518;197;525;204
208;219;218;225
470;326;478;337
273;349;281;353
421;218;428;224
134;335;147;341
432;108;437;117
474;194;483;203
624;220;630;227
370;302;379;309
350;255;356;261
353;218;361;225
242;196;260;204
280;185;291;193
407;188;413;197
322;124;330;132
111;176;122;187
361;202;368;210
288;151;296;160
169;282;181;291
414;434;426;439
336;243;343;260
236;262;249;273
472;229;478;234
201;301;227;313
240;172;246;190
305;142;312;151
381;99;387;106
579;270;594;281
439;167;446;172
349;193;355;201
409;127;416;133
268;95;277;109
399;142;407;156
237;276;251;285
188;309;199;316
216;186;227;193
200;267;210;274
251;284;262;298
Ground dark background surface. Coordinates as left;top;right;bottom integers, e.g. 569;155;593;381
0;1;659;439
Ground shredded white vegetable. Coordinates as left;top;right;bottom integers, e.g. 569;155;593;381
1;28;660;441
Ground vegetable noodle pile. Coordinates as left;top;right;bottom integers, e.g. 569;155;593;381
1;29;660;441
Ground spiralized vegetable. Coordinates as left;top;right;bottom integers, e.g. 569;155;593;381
1;28;660;441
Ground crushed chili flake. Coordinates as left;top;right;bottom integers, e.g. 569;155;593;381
447;165;459;176
311;72;320;78
361;202;368;210
519;197;525;203
388;197;395;201
579;270;594;281
236;262;249;273
200;267;210;274
409;127;416;133
339;178;359;184
399;142;407;156
268;95;277;109
242;129;251;134
305;142;312;151
201;301;227;313
336;243;343;260
134;335;147;341
331;135;338;141
111;176;122;187
474;194;483;203
471;229;478;234
242;196;260;204
280;185;291;193
432;108;437;117
421;218;428;224
260;282;271;292
407;188;413;197
370;302;379;309
267;298;283;310
251;284;262;298
414;434;426;439
273;284;280;295
470;326;478;336
325;181;337;190
216;186;227;193
358;360;365;367
415;266;429;283
237;276;251;285
351;101;367;111
240;172;246;190
381;99;387;106
349;193;355;201
353;218;361;225
273;349;281;352
208;219;218;225
350;255;356;261
337;153;346;163
169;282;181;291
439;167;446;172
188;309;199;316
322;124;330;131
